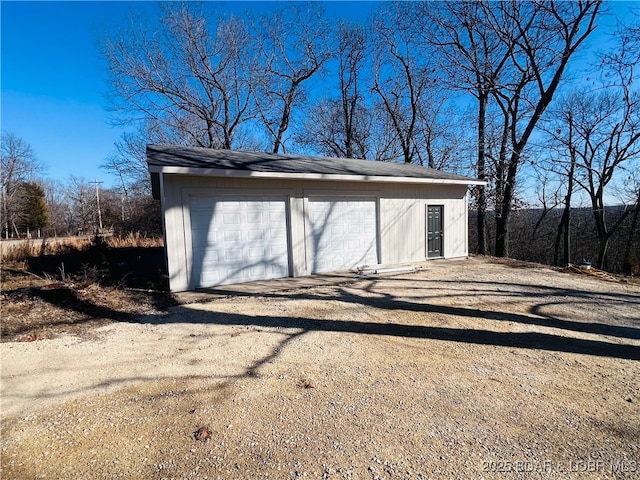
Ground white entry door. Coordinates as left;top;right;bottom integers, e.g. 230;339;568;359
307;197;378;273
189;197;289;287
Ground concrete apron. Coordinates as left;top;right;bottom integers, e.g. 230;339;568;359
173;260;455;303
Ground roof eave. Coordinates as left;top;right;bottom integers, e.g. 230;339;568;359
147;165;486;186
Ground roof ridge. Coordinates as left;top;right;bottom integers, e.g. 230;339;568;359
146;144;482;183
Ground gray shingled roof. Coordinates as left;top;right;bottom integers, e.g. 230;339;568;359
147;144;480;183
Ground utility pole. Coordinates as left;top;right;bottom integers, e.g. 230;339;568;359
2;185;8;239
117;172;128;224
90;180;104;234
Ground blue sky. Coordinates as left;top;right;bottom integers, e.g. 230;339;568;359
2;1;154;185
1;1;636;190
1;1;373;188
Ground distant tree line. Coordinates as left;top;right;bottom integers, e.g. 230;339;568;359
2;1;638;275
470;207;640;275
0;132;161;239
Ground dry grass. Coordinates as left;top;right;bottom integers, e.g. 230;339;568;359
0;234;163;262
0;238;90;262
1;233;171;343
105;232;163;249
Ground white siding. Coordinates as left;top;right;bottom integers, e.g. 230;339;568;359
379;197;426;263
378;184;469;264
160;174;470;291
289;196;307;276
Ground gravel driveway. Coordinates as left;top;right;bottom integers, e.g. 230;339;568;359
1;257;639;479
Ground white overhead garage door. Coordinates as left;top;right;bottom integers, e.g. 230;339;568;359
307;197;378;273
189;197;289;288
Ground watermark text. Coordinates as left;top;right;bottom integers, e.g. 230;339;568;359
481;459;637;474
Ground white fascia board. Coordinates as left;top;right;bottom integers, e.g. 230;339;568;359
148;165;487;186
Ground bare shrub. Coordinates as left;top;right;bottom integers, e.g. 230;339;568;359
106;232;163;249
0;234;162;262
1;240;37;262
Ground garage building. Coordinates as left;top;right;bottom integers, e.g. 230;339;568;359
147;145;484;292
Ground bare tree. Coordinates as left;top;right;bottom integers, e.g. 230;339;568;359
1;133;44;238
541;16;640;270
40;179;68;237
250;4;332;153
621;179;640;275
101;3;255;150
64;177;96;236
527;166;562;242
294;21;371;159
370;2;436;165
367;101;405;163
539;100;582;267
423;1;599;256
103;129;151;198
486;1;600;258
294;99;371;159
567;94;639;270
335;21;369;159
421;1;517;254
415;94;467;171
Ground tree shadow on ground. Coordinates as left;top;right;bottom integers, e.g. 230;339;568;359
198;278;640;342
171;310;640;360
23;277;640;362
1;285;176;340
26;244;169;290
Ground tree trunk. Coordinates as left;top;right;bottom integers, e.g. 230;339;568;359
494;150;519;258
555;152;576;266
273;85;296;154
553;221;563;266
622;195;640;275
562;207;571;266
553;206;572;267
495;214;509;258
596;237;609;270
476;93;488;255
592;203;609;270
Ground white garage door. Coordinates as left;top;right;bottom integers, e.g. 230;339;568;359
189;197;289;287
307;197;378;273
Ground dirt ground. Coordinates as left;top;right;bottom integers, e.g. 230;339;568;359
1;257;639;479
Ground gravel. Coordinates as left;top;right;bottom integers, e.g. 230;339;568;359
1;257;639;479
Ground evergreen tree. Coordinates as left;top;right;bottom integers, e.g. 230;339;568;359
20;182;48;235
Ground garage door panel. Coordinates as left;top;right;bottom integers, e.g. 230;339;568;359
201;271;221;284
331;224;345;235
222;213;240;225
347;223;361;234
307;198;377;273
247;212;263;223
270;243;288;255
222;230;240;242
224;248;243;261
219;200;240;209
190;211;214;230
330;240;344;249
190;197;289;288
247;229;264;241
248;246;265;258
